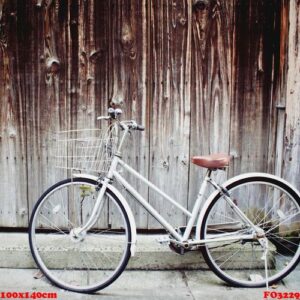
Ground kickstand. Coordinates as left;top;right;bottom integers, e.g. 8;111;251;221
261;238;269;291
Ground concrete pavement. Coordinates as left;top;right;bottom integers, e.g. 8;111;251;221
0;233;272;270
0;268;299;300
0;232;299;299
0;233;207;269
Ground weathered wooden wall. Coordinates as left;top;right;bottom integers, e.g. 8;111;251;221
283;0;300;189
0;0;299;229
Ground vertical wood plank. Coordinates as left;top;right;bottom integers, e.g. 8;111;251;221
0;0;28;227
188;0;233;210
25;0;70;218
94;0;110;118
149;0;191;228
108;0;149;228
269;1;289;177
283;0;300;190
68;0;99;227
230;0;281;176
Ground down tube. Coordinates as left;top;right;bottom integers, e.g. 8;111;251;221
113;171;183;241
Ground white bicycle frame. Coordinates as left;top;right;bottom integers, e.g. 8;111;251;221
76;121;258;247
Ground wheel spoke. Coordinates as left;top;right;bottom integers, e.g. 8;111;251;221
38;213;68;235
266;211;300;234
202;177;300;287
29;179;130;293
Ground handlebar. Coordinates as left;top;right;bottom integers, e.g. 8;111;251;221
97;108;145;131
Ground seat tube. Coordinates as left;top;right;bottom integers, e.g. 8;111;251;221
183;169;212;241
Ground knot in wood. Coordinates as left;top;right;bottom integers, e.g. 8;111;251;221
46;57;60;74
36;0;43;8
162;160;169;169
87;76;94;84
121;23;134;48
19;208;26;216
110;97;124;106
129;49;136;60
179;17;187;26
178;14;187;26
89;50;101;63
9;130;16;138
193;0;209;10
44;0;54;8
121;23;137;60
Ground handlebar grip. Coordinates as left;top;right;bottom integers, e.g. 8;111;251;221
97;116;110;120
136;125;145;131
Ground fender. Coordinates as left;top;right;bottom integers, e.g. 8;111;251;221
73;173;137;257
195;172;300;239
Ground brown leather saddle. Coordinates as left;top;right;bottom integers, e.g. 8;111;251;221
191;153;231;169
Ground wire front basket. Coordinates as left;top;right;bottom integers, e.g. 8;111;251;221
53;125;118;175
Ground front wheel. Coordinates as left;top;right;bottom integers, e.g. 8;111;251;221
29;177;131;293
201;174;300;287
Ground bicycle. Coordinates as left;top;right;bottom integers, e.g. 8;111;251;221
29;107;300;293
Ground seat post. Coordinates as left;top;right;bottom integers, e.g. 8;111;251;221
206;169;213;178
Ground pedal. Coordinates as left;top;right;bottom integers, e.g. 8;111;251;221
156;236;170;245
169;242;185;255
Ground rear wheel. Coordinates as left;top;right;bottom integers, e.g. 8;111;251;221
201;175;300;287
29;177;131;293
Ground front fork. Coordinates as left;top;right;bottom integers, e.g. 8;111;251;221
71;177;109;238
71;153;122;238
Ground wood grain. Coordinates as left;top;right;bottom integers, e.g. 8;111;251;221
0;0;299;229
188;0;233;210
230;0;282;175
283;0;300;191
148;0;191;228
107;0;150;228
0;1;28;227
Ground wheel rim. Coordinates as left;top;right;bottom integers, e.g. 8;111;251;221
203;180;300;286
30;180;130;292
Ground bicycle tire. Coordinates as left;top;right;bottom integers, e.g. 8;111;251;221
200;174;300;287
29;177;131;293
